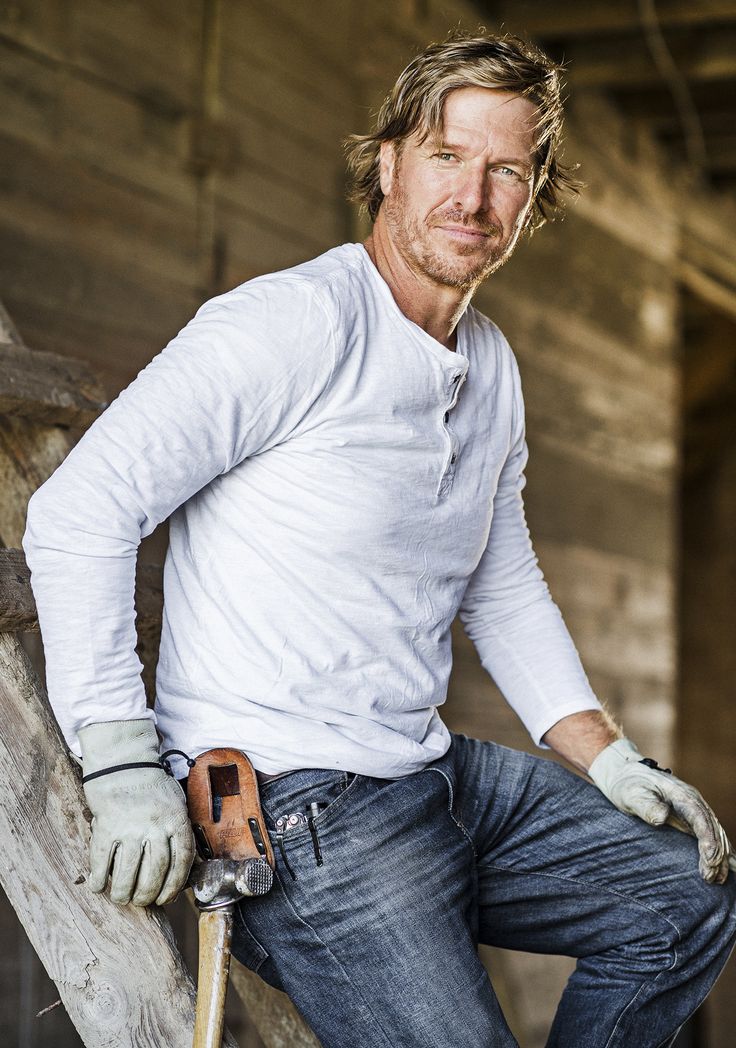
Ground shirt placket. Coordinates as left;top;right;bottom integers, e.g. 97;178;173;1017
437;368;467;499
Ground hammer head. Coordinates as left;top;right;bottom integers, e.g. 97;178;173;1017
188;856;274;909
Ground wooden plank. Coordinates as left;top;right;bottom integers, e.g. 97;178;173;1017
0;296;167;400
493;0;736;38
0;0;69;62
0;632;239;1048
0;417;71;549
564;28;736;89
221;3;354;99
71;0;203;111
0;548;36;633
0;223;198;378
479;208;677;361
219;98;346;209
217;203;329;288
0;341;106;426
0;131;199;289
680;262;736;323
1;0;202;112
215;175;345;263
0;300;23;346
219;35;354;150
0;290;320;1044
523;439;675;568
0;39;196;207
535;540;675;682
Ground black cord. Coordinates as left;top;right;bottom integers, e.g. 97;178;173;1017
81;761;163;784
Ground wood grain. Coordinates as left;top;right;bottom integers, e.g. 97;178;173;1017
0;341;106;427
0;631;238;1048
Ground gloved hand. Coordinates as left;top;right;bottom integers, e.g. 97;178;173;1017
588;738;735;884
78;718;195;906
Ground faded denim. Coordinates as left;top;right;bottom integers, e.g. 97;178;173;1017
232;733;736;1047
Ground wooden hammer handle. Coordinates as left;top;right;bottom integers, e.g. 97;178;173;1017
193;907;233;1048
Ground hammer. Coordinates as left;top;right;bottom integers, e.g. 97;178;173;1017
186;749;275;1048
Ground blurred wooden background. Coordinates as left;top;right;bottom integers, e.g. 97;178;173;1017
2;1;735;1044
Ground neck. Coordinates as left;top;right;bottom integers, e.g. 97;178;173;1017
363;217;475;351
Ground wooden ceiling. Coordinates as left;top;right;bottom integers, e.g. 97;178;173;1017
488;0;736;195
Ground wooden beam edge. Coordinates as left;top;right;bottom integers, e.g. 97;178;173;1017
0;341;107;427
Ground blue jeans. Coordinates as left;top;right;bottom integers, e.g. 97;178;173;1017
231;733;736;1047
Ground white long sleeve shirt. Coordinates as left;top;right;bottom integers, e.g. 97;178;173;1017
23;243;601;778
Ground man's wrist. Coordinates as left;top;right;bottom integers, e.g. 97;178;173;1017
542;710;622;774
78;718;161;774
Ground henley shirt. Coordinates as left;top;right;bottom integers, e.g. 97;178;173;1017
23;243;601;778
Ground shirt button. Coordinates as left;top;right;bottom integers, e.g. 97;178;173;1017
451;453;457;464
444;412;449;423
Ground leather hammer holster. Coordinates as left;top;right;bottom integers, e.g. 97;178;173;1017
186;748;275;871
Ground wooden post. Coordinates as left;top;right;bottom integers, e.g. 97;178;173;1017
0;301;320;1047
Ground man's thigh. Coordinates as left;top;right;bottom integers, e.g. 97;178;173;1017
233;766;516;1048
450;733;733;960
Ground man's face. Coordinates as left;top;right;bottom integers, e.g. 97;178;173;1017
378;87;539;290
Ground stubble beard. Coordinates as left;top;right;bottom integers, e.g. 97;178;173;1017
382;182;517;292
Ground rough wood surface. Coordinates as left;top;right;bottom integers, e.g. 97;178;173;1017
229;963;321;1048
0;340;107;426
0;299;23;345
0;547;39;632
0;631;238;1048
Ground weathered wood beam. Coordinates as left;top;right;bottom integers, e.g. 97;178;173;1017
0;631;239;1048
0;290;322;1046
665;133;736;172
561;29;736;89
0;546;322;1045
0;341;107;427
0;300;23;346
0;547;39;632
492;0;736;39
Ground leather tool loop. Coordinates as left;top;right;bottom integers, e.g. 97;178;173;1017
185;748;275;871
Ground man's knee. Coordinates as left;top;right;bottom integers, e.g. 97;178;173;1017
670;870;736;974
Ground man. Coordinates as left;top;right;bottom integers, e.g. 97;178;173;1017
23;31;736;1047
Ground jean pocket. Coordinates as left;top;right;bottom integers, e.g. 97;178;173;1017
260;768;358;834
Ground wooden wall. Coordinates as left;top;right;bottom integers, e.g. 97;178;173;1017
2;1;735;1045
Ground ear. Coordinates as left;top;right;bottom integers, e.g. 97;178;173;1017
379;141;397;197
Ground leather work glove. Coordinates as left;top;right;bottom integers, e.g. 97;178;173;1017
78;719;195;906
588;738;735;884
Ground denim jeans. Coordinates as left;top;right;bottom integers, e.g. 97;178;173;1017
231;733;736;1047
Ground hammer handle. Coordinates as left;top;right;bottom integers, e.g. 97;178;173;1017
193;907;234;1048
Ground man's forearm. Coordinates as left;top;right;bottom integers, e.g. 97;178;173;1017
542;709;622;774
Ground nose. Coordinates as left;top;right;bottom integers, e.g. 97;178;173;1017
452;164;490;215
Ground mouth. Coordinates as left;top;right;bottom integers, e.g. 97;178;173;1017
435;224;495;243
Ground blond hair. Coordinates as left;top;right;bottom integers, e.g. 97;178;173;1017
345;31;578;230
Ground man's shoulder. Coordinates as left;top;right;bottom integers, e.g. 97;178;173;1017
208;244;365;321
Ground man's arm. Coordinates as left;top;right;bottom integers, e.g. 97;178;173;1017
23;278;336;905
543;711;734;884
541;709;621;773
459;355;733;883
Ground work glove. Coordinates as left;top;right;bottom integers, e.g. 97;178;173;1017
78;718;195;906
588;738;735;884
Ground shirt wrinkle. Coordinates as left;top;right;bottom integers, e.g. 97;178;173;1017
23;242;601;776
